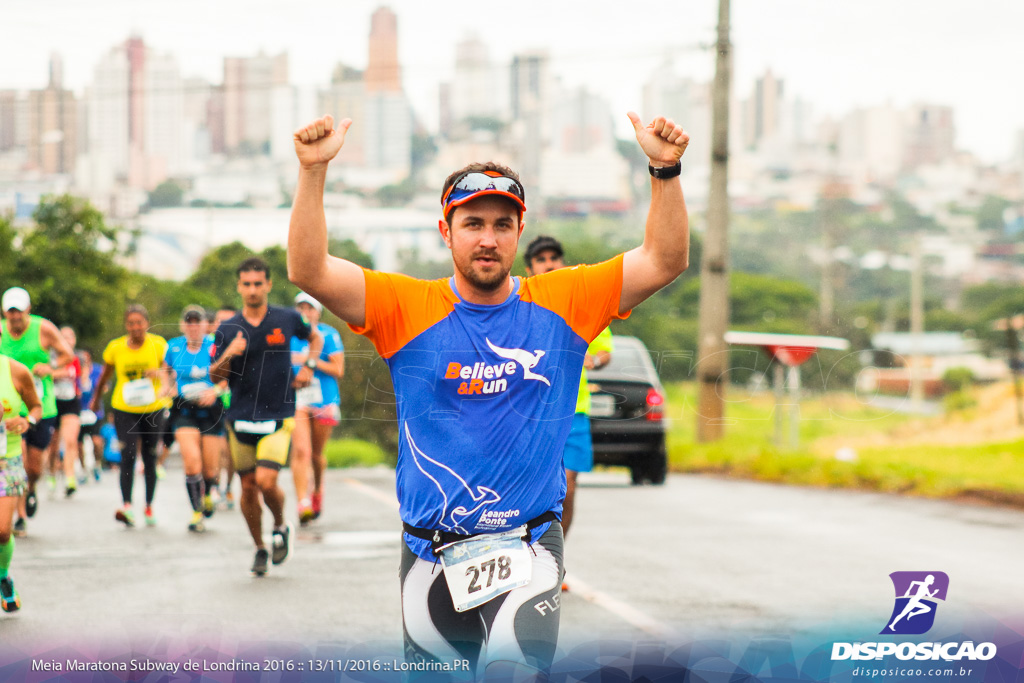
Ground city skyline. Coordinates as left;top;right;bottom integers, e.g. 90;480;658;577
2;0;1021;163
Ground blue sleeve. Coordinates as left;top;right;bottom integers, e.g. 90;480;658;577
321;326;342;357
164;340;176;366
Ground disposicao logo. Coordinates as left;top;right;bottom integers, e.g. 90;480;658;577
831;571;997;663
881;571;948;635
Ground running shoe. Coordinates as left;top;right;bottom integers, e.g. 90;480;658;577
224;491;235;511
115;506;135;527
65;484;76;498
144;506;156;527
156;465;167;480
188;511;205;533
12;518;26;538
311;490;323;520
93;467;102;482
271;524;292;565
0;577;21;612
25;490;37;518
202;494;215;519
298;500;314;526
251;548;269;576
47;474;57;492
77;475;87;486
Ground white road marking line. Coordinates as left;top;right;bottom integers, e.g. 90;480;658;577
344;477;399;509
344;477;676;638
564;576;681;640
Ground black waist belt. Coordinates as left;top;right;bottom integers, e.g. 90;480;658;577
403;511;559;554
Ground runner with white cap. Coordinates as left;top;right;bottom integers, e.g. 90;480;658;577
0;287;75;537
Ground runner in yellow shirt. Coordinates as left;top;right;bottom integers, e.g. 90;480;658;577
90;305;171;528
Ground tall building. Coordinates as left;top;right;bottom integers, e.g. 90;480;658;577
365;7;401;92
449;35;502;128
904;104;955;168
509;51;553;205
741;69;784;150
0;90;21;152
319;64;367;166
222;51;288;154
84;37;183;190
837;104;905;181
317;9;411;188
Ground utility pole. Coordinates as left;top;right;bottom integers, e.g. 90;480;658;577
695;0;732;441
909;235;925;410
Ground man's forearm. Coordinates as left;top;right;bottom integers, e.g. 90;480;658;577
642;178;689;280
209;355;234;384
288;167;330;290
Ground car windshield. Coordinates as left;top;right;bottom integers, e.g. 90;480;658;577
589;338;660;385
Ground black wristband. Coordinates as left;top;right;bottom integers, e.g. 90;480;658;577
649;162;681;179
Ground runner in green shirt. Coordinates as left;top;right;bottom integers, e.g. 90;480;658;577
0;287;75;537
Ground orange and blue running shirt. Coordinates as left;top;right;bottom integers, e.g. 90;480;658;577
350;254;630;560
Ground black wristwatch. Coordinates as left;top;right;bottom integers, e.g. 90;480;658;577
304;358;318;370
649;161;682;179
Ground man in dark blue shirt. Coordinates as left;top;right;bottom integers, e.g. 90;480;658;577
211;257;322;576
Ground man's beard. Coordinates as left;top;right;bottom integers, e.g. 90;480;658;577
455;250;511;292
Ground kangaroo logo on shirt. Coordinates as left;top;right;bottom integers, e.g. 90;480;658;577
405;423;501;535
485;339;551;386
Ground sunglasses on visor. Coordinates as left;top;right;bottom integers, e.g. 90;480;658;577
441;171;526;215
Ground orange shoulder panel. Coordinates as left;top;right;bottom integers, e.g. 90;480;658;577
519;254;631;343
347;269;459;359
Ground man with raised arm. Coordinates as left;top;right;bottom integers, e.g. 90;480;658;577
289;112;689;678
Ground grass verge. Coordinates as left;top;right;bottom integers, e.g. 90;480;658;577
324;438;389;469
664;382;1024;507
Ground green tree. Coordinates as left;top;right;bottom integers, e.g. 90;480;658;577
7;195;132;351
148;180;185;208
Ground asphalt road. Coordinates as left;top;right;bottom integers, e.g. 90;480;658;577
2;461;1021;658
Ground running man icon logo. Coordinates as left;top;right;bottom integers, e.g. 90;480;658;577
881;571;950;635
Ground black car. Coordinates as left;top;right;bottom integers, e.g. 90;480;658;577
587;335;668;485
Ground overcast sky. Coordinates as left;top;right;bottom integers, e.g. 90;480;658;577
2;0;1021;163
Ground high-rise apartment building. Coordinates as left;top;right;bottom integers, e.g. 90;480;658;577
904;104;955;169
741;69;785;150
21;54;78;175
450;35;502;126
85;37;183;190
222;51;288;154
366;7;401;92
316;7;410;188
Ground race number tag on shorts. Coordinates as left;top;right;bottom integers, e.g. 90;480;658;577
180;382;209;402
79;410;98;426
234;420;276;435
122;378;156;407
439;526;532;612
53;378;77;401
296;378;322;407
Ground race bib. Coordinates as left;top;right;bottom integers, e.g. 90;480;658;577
122;378;156;407
79;409;98;426
180;382;210;402
296;378;322;407
439;527;532;612
233;420;277;435
54;378;77;401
